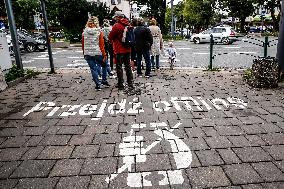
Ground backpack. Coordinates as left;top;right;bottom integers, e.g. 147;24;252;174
122;26;135;47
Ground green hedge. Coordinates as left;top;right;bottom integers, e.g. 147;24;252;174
5;65;40;82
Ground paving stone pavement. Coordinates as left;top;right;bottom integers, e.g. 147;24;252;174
0;68;284;189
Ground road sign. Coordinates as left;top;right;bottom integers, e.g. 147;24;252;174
34;14;44;30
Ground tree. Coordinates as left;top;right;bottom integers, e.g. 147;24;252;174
1;0;40;30
0;1;6;18
183;0;216;31
219;0;255;32
174;1;185;31
254;0;282;32
134;0;167;34
46;0;110;36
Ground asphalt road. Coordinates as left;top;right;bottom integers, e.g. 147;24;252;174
20;36;278;70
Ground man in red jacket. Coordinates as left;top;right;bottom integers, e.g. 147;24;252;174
109;11;134;90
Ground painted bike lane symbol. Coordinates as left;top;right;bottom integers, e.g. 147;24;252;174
105;122;192;187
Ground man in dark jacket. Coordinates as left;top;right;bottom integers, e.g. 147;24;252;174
109;11;134;90
134;17;153;77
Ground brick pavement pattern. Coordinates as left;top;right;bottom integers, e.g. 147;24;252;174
0;69;283;188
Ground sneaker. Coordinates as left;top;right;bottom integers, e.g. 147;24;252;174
109;75;117;79
137;74;143;78
118;86;124;90
145;75;152;78
128;85;134;90
115;84;124;90
95;86;101;91
101;81;110;87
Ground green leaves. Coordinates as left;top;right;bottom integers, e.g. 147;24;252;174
183;0;216;28
1;0;111;37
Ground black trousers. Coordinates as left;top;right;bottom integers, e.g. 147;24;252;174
116;53;133;87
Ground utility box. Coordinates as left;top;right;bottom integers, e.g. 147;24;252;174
0;33;12;71
0;33;11;91
0;69;7;91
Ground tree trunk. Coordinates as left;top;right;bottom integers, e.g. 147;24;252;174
240;17;246;33
160;0;167;35
270;7;279;32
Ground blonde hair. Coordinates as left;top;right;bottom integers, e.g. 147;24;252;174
149;18;157;26
86;16;99;28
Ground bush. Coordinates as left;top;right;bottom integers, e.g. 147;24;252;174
206;66;220;71
247;57;279;88
4;65;25;82
65;32;82;43
262;32;279;37
163;35;184;41
25;69;40;78
243;68;252;81
5;65;40;82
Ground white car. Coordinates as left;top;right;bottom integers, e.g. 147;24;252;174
190;26;241;44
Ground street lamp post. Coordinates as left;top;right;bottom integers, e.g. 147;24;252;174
40;0;54;74
4;0;23;70
171;0;174;37
277;0;284;73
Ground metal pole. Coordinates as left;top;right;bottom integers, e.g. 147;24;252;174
277;0;284;73
209;34;213;70
4;0;23;70
40;0;55;73
171;0;174;37
264;36;268;58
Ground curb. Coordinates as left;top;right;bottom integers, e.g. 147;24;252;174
7;75;29;88
70;43;82;47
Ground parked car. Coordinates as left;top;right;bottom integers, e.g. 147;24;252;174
17;30;47;52
190;26;241;45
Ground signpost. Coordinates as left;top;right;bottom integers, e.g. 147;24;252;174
34;13;45;30
40;0;55;73
170;0;174;37
4;0;23;70
277;0;284;73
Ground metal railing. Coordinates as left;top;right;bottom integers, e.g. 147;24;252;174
208;34;278;69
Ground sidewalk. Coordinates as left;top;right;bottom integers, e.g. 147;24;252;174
0;68;283;189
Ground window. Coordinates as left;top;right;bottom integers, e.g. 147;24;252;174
213;28;222;33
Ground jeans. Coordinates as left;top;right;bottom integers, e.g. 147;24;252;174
105;58;112;76
116;53;133;87
85;55;107;87
151;55;160;69
137;49;151;76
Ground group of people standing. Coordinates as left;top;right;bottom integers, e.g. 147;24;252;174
82;11;165;91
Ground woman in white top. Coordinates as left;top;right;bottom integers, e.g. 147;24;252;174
148;18;163;70
82;17;109;90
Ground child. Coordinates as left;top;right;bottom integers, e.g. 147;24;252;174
165;42;177;70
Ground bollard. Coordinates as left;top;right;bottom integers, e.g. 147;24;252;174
264;36;269;58
209;34;214;70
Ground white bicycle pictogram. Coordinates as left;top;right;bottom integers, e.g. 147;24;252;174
106;122;192;187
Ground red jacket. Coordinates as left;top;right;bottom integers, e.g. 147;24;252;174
108;18;131;54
